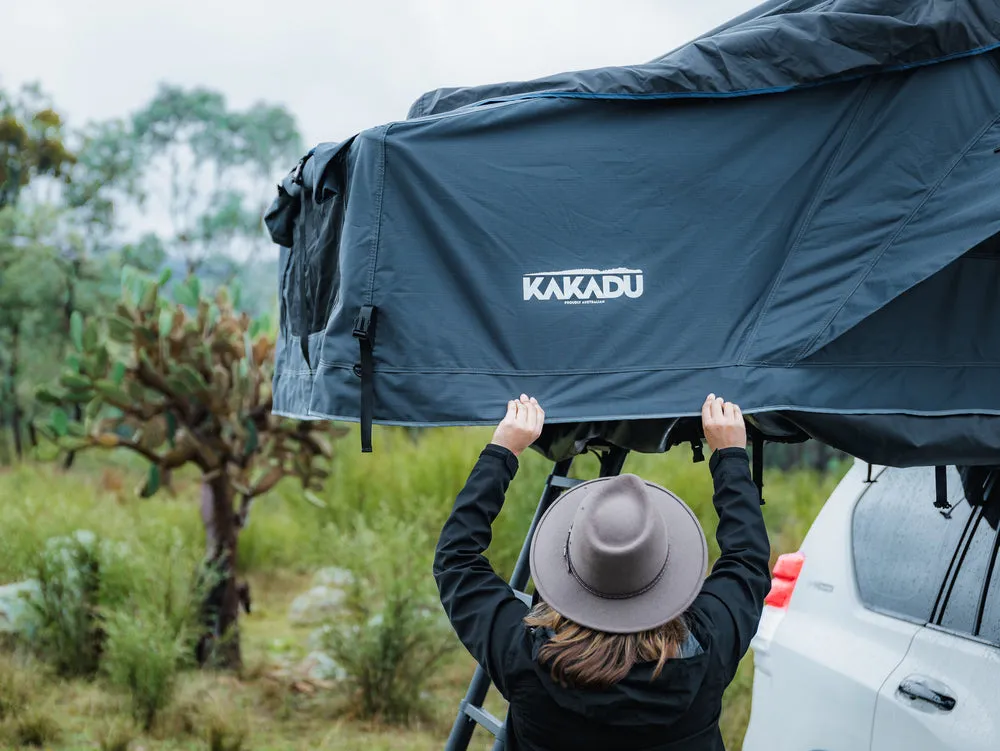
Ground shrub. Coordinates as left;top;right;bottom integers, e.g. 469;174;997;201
204;697;250;751
25;530;108;677
102;605;190;729
95;716;137;751
319;514;456;724
1;704;62;747
160;675;250;750
0;652;32;720
100;527;209;730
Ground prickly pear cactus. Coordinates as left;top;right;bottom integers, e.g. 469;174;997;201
36;266;344;501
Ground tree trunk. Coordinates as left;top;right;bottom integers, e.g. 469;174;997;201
197;471;243;670
9;321;22;461
62;404;82;469
0;416;10;466
63;271;80;470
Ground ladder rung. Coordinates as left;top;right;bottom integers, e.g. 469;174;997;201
462;703;506;740
550;475;583;489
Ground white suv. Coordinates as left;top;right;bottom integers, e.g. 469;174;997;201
742;459;1000;751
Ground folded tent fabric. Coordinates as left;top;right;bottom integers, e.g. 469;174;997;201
267;0;1000;466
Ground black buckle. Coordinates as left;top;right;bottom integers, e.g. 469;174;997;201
352;305;377;341
690;438;705;463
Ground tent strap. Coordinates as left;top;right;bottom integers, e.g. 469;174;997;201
935;466;951;510
752;430;765;506
352;305;378;453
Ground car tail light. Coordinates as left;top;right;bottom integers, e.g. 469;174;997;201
764;551;805;609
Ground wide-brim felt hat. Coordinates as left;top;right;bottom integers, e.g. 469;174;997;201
529;473;708;634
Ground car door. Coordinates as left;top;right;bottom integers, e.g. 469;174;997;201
871;496;1000;751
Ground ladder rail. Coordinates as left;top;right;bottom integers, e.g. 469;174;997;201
445;446;631;751
442;457;575;751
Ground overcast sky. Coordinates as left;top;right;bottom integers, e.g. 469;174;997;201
4;0;756;149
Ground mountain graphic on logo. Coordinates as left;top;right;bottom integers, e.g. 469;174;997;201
524;268;642;277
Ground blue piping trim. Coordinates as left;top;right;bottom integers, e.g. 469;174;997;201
455;40;1000;112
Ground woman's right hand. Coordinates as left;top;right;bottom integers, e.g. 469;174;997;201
702;393;746;453
491;394;545;457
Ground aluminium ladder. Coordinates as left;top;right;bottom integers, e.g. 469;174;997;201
443;445;631;751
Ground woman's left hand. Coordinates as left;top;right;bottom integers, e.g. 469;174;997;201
491;394;545;457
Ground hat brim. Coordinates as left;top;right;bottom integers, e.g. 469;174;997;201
529;477;708;634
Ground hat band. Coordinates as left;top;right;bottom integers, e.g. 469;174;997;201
563;527;669;601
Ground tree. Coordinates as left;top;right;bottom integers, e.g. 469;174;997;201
130;85;303;281
0;85;77;459
0;83;75;210
0;204;68;459
52;118;147;467
37;268;344;669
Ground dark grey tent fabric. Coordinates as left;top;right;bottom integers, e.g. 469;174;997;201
267;0;1000;465
407;0;1000;118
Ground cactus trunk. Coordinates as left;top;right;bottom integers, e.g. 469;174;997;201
198;472;242;670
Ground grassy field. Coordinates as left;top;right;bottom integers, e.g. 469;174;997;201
0;426;848;750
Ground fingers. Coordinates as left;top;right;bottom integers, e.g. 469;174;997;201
507;395;545;432
526;396;543;433
704;394;743;424
710;395;724;422
532;397;545;429
702;394;714;424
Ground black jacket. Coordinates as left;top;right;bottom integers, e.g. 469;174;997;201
434;445;770;751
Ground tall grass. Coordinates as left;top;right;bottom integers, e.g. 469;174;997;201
0;425;848;749
319;515;454;723
0;425;843;582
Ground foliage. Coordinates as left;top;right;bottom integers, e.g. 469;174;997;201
0;652;33;720
0;81;301;463
99;526;208;729
95;716;138;751
203;695;251;751
36;267;336;504
1;703;62;747
0;83;75;210
131;84;303;277
319;516;456;724
0;431;849;749
0;203;71;458
102;605;191;730
0;653;62;748
33;266;343;669
156;675;257;751
26;531;107;677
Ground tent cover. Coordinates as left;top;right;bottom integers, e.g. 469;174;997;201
266;0;1000;467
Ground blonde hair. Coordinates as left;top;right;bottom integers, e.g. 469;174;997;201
523;601;689;690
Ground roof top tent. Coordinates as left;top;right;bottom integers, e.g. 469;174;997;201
267;0;1000;468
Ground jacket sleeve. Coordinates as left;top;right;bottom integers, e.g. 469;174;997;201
433;444;528;698
690;447;771;679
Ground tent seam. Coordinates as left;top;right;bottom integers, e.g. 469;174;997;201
365;125;390;306
735;77;876;366
796;108;1000;361
285;407;1000;427
286;361;1000;377
437;42;1000;116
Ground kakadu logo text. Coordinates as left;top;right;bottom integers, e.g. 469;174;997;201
522;268;644;305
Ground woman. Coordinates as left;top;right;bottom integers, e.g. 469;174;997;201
434;393;770;750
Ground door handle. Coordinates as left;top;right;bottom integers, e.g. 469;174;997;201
897;677;956;711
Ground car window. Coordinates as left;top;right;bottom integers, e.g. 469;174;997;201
978;531;1000;644
852;467;971;622
939;513;997;635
